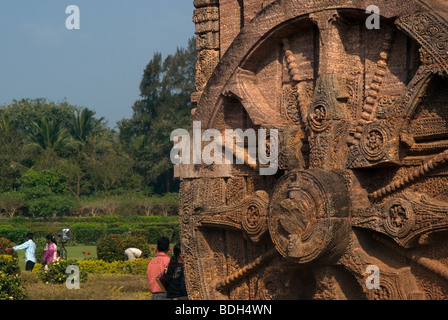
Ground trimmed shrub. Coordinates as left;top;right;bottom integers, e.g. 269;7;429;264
71;223;105;244
0;255;27;300
0;238;17;257
38;259;88;284
97;234;151;262
0;255;20;275
0;226;29;244
0;215;180;245
77;258;151;275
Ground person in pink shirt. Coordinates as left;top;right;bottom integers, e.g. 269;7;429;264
147;237;171;300
43;234;58;270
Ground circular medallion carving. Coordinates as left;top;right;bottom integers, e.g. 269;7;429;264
361;124;388;161
383;199;415;238
268;170;350;264
242;204;264;235
309;103;330;132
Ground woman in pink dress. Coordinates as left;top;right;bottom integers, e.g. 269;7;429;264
43;234;58;270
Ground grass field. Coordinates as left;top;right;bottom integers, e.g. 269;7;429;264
16;245;98;270
21;272;151;300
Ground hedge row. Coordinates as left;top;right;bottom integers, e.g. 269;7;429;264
31;258;152;276
0;192;180;218
0;216;179;245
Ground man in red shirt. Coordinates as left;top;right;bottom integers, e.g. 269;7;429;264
147;236;171;299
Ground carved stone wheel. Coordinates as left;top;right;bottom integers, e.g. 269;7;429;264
179;0;448;300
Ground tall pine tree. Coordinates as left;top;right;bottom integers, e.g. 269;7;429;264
119;37;196;193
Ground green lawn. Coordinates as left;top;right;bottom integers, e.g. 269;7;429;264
16;245;97;271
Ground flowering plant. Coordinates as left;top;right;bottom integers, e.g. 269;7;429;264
38;259;88;284
0;237;18;258
0;255;26;300
97;234;151;262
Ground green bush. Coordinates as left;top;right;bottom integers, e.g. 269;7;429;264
117;199;140;217
97;234;151;262
0;255;27;300
77;258;151;275
28;194;74;218
38;259;88;284
73;228;105;245
0;191;26;217
0;215;180;245
20;169;68;194
71;223;105;244
0;226;29;244
0;238;17;257
17;169;74;219
0;255;20;276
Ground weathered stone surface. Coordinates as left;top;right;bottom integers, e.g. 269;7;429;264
180;0;448;300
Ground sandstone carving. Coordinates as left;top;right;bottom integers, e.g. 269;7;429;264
178;0;448;300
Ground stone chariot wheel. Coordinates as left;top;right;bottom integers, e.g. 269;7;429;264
177;0;448;300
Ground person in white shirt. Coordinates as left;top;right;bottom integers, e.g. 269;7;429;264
6;233;36;271
124;247;146;261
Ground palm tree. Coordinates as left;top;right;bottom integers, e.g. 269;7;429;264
71;108;105;144
0;116;23;147
27;117;78;155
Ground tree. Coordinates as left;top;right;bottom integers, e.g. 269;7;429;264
0;98;78;132
71;108;105;144
18;169;74;219
27;118;78;155
82;131;140;193
0;191;26;217
0;99;82;192
0;116;27;191
119;37;196;193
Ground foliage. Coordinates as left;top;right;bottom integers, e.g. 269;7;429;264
0;116;27;192
73;192;179;217
0;255;20;275
19;168;68;194
0;191;26;218
26;118;79;156
0;254;27;300
0;39;194;218
96;234;152;262
16;169;74;218
0;98;78;131
0;215;179;246
0;238;17;257
70;223;106;245
27;194;75;218
38;259;88;284
77;258;152;275
0;226;29;245
118;37;196;193
71;108;105;143
23;274;150;300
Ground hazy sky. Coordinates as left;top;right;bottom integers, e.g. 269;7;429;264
0;1;195;127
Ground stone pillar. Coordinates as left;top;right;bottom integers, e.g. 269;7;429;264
192;0;220;105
